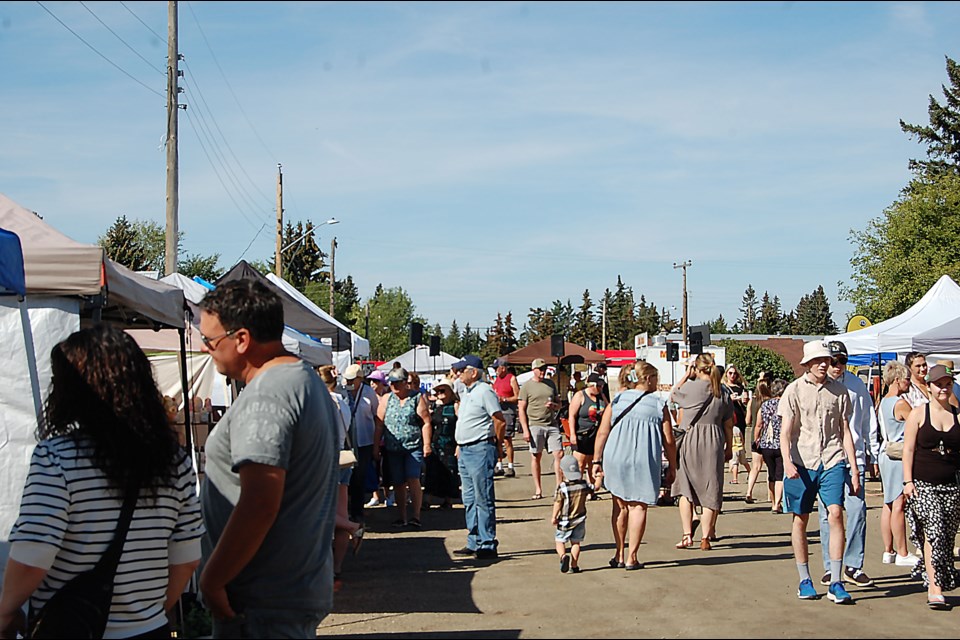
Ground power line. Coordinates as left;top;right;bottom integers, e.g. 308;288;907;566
118;0;166;43
78;0;165;75
184;1;278;163
35;1;164;99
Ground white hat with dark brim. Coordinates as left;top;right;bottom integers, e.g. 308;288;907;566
800;340;833;365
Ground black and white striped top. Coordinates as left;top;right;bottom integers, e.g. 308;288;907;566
9;435;204;638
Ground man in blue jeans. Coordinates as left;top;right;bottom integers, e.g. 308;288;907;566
779;340;860;605
451;355;506;560
817;341;879;588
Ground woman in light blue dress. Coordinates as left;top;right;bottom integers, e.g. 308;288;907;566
878;360;920;567
593;361;677;570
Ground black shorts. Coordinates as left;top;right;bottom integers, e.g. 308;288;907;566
760;447;784;482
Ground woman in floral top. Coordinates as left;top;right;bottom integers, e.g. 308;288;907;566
754;378;788;514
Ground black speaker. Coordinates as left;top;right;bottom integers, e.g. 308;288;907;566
410;322;423;346
688;329;703;355
550;334;565;358
666;342;679;362
429;335;441;356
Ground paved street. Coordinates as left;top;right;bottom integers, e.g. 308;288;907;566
320;456;958;639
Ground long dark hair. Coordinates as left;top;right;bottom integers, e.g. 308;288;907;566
41;324;181;499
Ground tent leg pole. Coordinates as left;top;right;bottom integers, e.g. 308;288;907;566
178;327;193;459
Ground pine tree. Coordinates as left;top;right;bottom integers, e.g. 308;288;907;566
444;320;462;356
900;56;960;176
708;314;729;333
503;311;519;354
570;290;597;347
99;215;148;271
737;284;759;333
635;295;661;335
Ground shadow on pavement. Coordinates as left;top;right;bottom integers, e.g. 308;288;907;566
321;629;522;639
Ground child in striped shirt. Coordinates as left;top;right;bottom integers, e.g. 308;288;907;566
552;455;592;573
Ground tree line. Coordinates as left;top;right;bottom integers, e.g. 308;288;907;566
100;55;960;361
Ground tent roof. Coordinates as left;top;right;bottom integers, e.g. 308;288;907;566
502;338;606;365
0;193;103;295
266;272;369;357
912;317;960;354
100;259;185;329
825;275;960;355
216;261;352;346
377;345;459;373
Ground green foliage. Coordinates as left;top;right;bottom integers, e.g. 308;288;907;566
843;171;960;321
792;286;838;335
180;252;223;282
364;284;421;360
900;56;960;176
569;290;598;348
736;284;758;333
607;276;636;349
718;339;795;389
99;215;148;271
756;292;784;335
278;220;326;292
524;307;554;344
442;320;462;356
706;313;729;333
305;274;361;329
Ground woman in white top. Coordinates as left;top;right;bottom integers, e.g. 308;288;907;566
0;325;203;639
904;352;930;408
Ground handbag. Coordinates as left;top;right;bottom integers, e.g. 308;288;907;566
28;488;137;639
339;449;358;469
879;403;903;460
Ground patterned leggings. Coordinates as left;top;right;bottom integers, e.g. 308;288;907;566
905;480;960;590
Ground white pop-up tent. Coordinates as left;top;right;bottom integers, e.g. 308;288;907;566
825;275;960;355
378;345;460;374
912;316;960;354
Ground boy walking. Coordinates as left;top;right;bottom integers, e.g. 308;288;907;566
552;455;591;573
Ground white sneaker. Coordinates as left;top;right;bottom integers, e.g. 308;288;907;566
895;553;921;567
881;551;896;564
365;497;381;508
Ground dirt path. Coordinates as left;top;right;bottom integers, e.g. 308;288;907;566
320;458;957;638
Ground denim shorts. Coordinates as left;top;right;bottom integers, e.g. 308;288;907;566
383;449;424;486
555;521;586;543
783;463;847;515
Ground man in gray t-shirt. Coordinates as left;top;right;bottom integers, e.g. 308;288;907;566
198;280;339;638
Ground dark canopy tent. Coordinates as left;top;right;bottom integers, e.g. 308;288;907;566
215;260;352;350
502;338;607;366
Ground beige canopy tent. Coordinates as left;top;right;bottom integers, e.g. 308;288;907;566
501;338;607;366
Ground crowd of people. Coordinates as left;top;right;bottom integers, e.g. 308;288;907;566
2;276;960;640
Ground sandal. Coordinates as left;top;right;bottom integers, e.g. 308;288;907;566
609;557;625;569
928;594;950;610
744;496;755;504
700;538;712;551
676;533;693;549
531;493;543;500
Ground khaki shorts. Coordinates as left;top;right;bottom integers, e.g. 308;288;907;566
529;425;562;455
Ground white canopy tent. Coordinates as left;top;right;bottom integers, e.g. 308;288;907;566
825;275;960;355
912;316;960;354
378;345;460;374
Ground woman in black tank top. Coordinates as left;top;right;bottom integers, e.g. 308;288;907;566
902;365;960;609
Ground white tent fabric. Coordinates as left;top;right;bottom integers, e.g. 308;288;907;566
378;345;459;374
266;273;369;358
0;296;79;567
912;317;960;353
148;353;231;409
825;275;960;355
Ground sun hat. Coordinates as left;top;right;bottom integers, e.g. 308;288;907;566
366;370;387;383
387;367;409;383
432;377;456;393
936;359;956;371
926;364;954;384
343;363;363;381
560;455;581;481
531;358;548;370
800;340;833;365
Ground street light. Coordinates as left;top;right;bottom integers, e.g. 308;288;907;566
276;218;338;278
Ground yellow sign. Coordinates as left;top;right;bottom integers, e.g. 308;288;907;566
846;315;871;333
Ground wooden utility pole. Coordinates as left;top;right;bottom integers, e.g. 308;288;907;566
329;237;337;317
673;260;692;342
275;164;283;277
164;0;179;275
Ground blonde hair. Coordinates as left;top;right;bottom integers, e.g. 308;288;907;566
882;361;909;387
754;379;773;403
695;353;722;398
317;365;338;391
619;360;658;390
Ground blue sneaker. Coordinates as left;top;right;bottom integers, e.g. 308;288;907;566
828;581;852;604
797;578;818;600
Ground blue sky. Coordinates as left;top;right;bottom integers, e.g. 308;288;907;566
2;1;959;336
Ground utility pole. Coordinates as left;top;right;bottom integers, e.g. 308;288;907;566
164;0;180;275
329;236;337;317
275;164;283;277
673;260;692;342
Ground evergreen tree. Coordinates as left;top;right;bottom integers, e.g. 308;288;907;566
900;56;960;176
503;311;519;354
737;284;759;333
443;320;462;356
549;299;575;338
524;307;554;344
635;295;661;335
278;221;326;292
793;286;838;335
660;306;680;333
707;314;729;333
756;292;784;334
99;215;147;271
180;253;223;282
570;290;597;347
608;276;636;349
364;284;417;360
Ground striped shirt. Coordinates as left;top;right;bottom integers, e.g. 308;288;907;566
553;480;590;531
9;435;204;639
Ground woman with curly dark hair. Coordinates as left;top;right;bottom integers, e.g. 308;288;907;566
0;324;204;639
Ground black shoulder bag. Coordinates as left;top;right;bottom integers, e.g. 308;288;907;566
28;488;138;639
611;391;652;428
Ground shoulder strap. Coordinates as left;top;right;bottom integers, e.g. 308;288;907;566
93;486;138;577
612;391;651;428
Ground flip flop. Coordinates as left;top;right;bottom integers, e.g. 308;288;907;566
531;493;543;500
609;557;625;568
351;527;364;556
928;595;950;610
624;563;643;571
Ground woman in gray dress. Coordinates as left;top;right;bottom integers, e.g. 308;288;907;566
593;361;677;570
670;353;733;551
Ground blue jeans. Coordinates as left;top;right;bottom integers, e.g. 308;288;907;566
818;464;866;570
458;441;498;551
212;608;325;639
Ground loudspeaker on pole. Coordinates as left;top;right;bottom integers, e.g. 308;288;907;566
550;334;565;358
410;322;423;346
429;335;441;356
